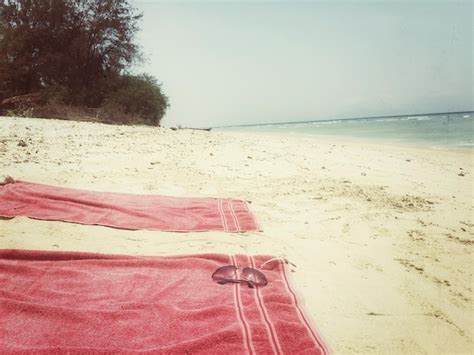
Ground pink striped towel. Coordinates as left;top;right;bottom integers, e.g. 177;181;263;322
0;178;260;232
0;249;328;354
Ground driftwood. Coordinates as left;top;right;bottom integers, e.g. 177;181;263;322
170;127;211;132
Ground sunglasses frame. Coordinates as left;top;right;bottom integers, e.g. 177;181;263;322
212;265;268;288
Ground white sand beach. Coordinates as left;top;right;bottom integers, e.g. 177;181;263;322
0;116;473;354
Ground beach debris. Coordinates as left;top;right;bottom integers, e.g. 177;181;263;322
408;230;425;241
396;258;424;273
416;219;427;227
321;166;326;169
343;180;351;184
458;172;465;176
405;159;411;162
0;176;15;185
366;312;385;316
445;233;474;245
209;153;214;156
17;140;27;147
361;172;367;176
179;127;211;132
433;277;448;286
247;156;252;159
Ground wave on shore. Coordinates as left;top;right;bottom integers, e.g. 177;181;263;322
216;112;473;148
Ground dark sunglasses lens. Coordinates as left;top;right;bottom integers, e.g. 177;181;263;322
242;267;268;287
212;265;268;288
212;265;238;284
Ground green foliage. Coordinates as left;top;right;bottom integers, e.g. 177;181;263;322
0;0;168;125
5;106;34;117
102;75;168;126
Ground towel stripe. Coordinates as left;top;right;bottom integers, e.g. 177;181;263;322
226;200;238;232
280;262;329;354
230;255;253;355
229;200;241;232
232;255;256;355
217;199;228;232
248;256;282;355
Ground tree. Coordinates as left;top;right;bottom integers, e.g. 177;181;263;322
0;0;168;125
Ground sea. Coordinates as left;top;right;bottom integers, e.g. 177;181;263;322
215;112;473;149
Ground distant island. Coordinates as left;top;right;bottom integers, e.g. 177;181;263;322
0;0;168;126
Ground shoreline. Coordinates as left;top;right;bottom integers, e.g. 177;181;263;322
210;110;473;130
214;129;474;153
1;116;473;354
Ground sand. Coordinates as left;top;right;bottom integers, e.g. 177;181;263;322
1;116;473;354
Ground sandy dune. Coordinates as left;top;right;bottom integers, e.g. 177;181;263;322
0;116;473;354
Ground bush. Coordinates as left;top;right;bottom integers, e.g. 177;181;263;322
0;74;169;126
0;0;170;126
101;74;169;126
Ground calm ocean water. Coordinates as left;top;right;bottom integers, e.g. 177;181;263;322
216;112;473;149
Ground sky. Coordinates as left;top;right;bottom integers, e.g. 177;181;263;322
133;0;473;128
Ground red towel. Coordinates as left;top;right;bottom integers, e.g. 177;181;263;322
0;178;260;232
0;249;328;354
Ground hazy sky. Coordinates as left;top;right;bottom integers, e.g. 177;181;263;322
134;1;473;128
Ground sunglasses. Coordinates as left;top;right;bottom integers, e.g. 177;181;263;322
212;265;268;288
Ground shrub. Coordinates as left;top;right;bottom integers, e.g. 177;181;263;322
101;74;169;126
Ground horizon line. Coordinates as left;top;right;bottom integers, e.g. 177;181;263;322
208;110;474;130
